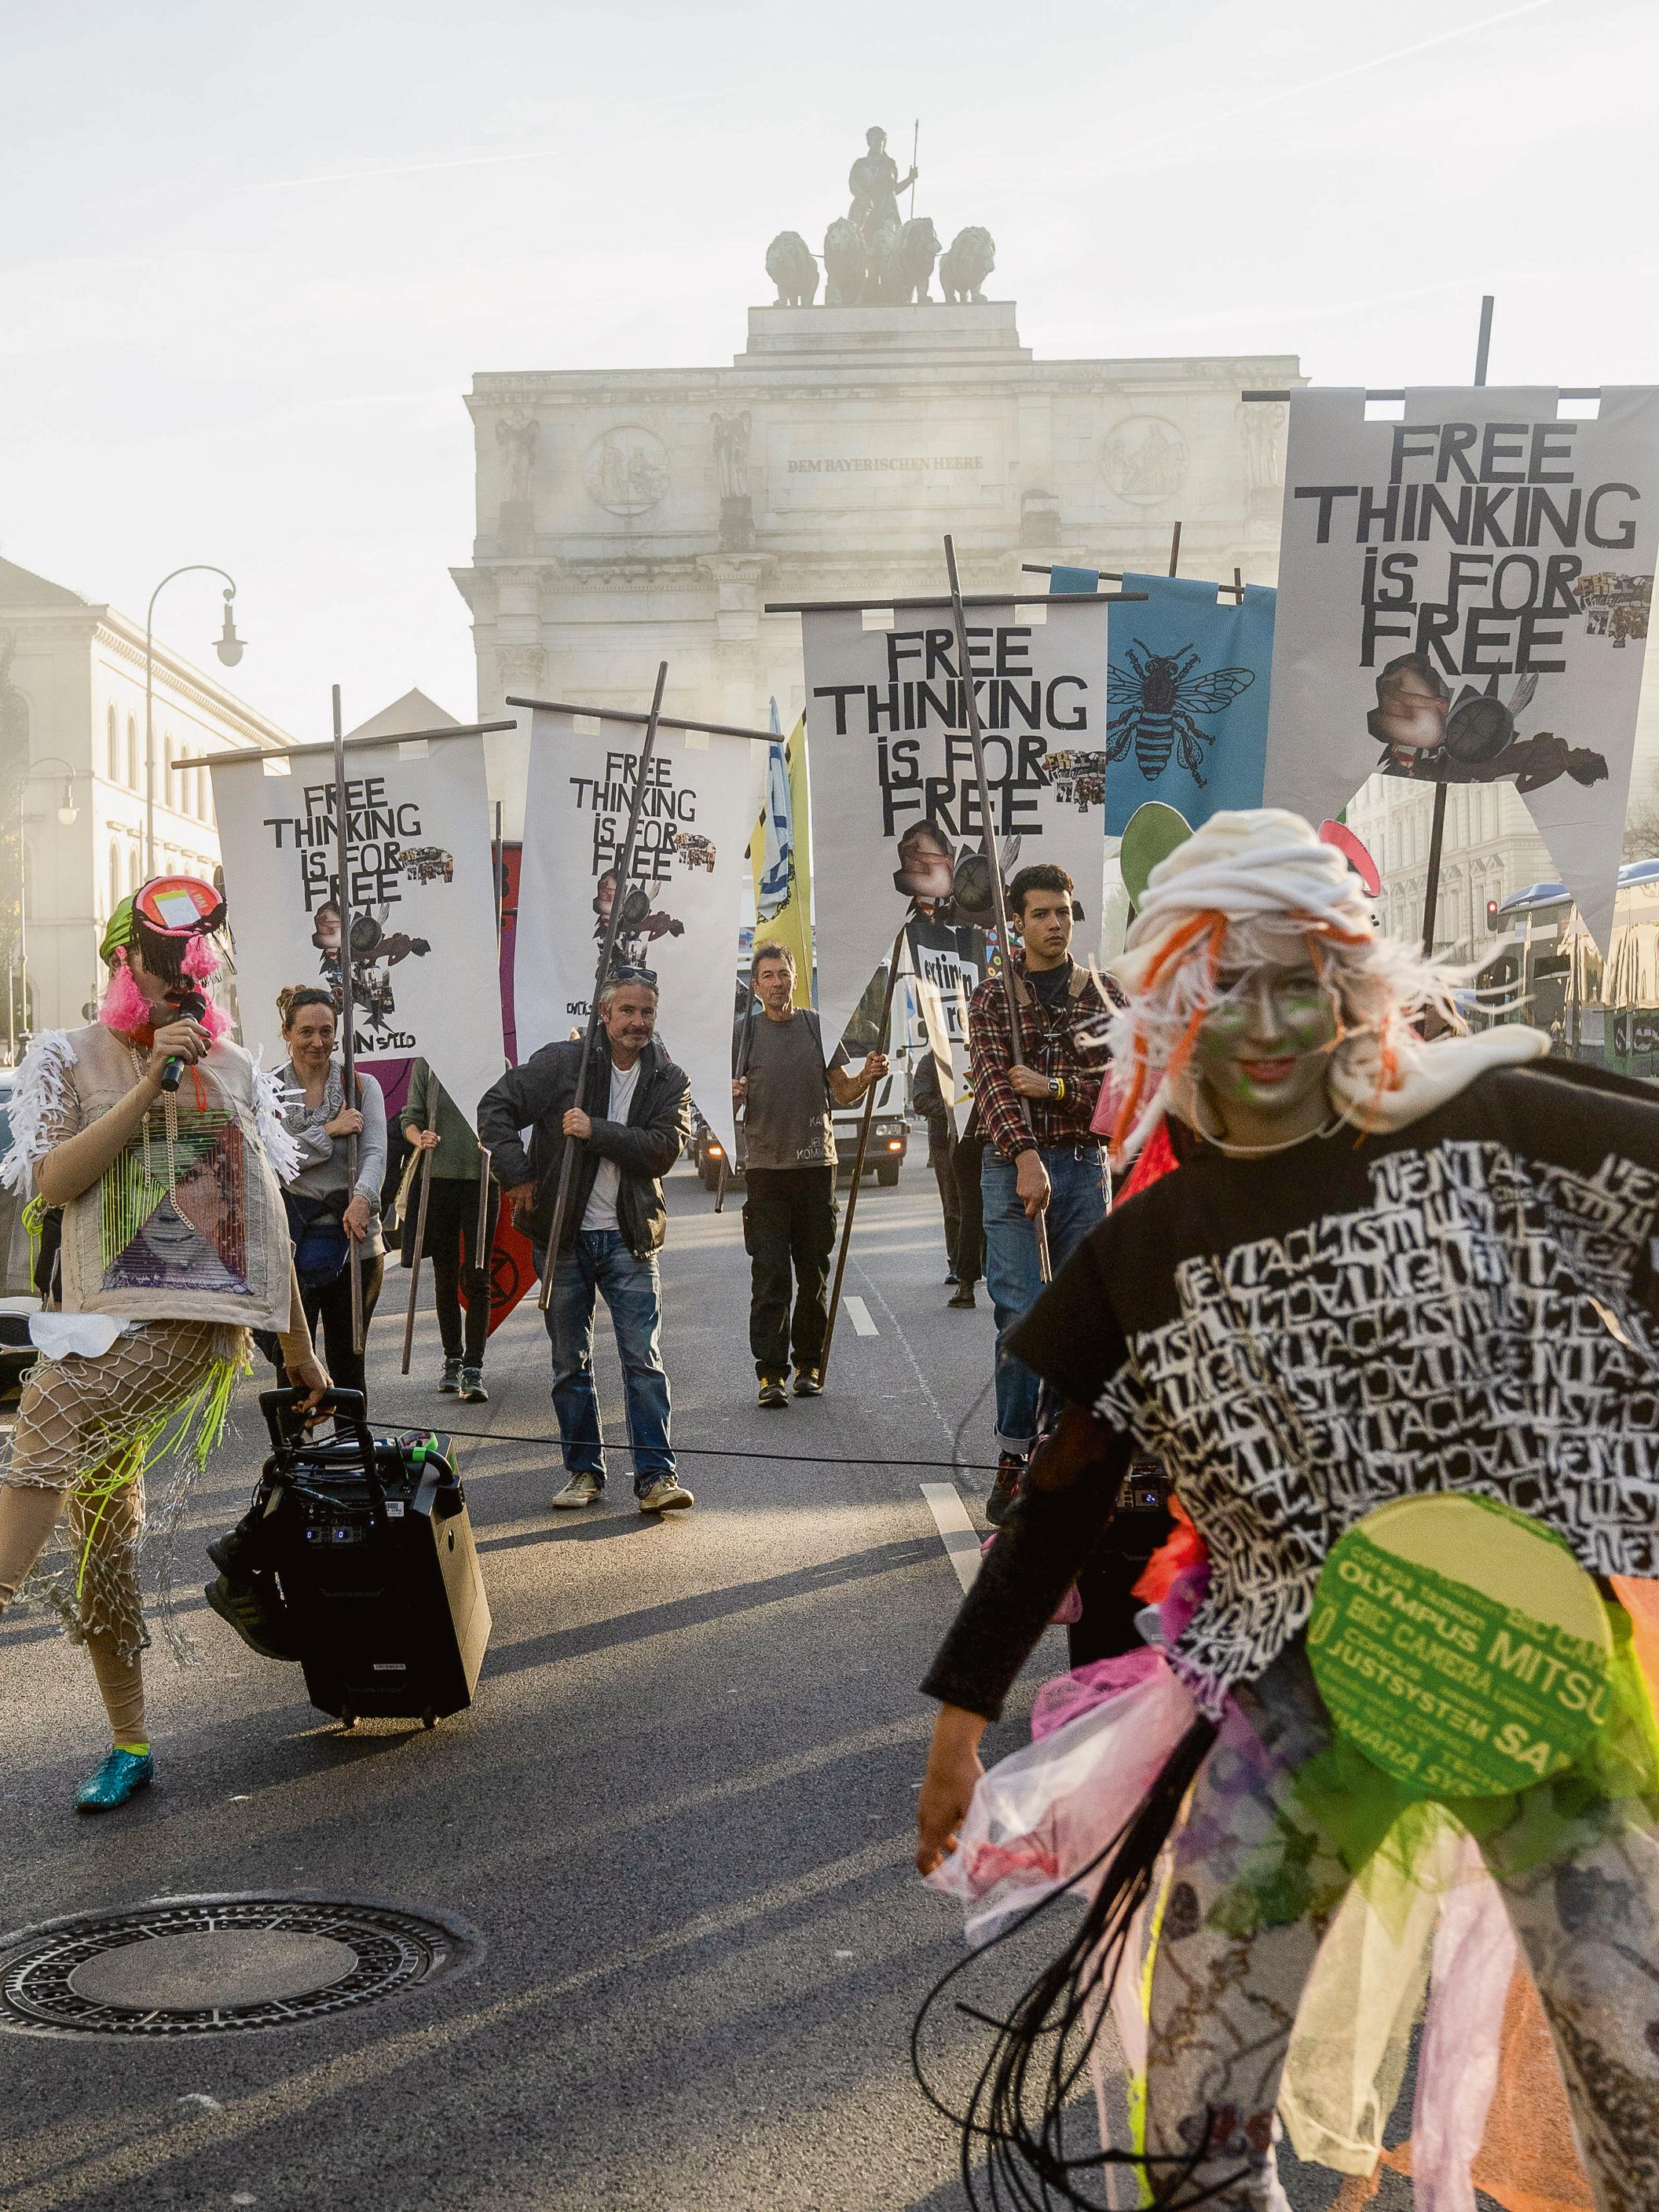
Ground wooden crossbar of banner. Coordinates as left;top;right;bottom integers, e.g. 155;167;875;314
504;696;778;745
181;720;518;770
1240;386;1602;402
1022;562;1248;599
763;590;1147;614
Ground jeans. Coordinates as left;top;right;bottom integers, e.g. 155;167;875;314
980;1143;1108;1452
743;1166;837;1379
537;1231;674;1493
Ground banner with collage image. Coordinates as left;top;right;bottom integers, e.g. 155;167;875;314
210;731;505;1125
800;599;1111;1055
515;708;755;1157
1265;386;1659;949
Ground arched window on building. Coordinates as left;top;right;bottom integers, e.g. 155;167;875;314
163;734;175;809
124;844;139;895
105;704;119;781
126;714;139;790
108;841;122;914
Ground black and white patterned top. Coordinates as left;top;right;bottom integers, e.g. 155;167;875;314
923;1062;1659;1719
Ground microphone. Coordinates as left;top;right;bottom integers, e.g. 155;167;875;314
159;986;208;1093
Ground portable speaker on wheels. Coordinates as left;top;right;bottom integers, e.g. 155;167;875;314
256;1389;492;1727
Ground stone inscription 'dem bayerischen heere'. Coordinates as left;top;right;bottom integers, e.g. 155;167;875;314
785;453;984;474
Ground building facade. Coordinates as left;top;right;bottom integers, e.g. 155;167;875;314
0;557;293;1045
453;301;1300;831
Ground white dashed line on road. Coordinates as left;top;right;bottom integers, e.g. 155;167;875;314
843;1295;879;1337
920;1481;982;1595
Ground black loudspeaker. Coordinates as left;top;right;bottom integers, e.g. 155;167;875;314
257;1390;491;1727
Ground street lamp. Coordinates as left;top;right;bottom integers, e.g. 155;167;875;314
13;756;81;1060
145;566;244;873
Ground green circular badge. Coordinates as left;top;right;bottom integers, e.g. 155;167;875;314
1308;1497;1613;1800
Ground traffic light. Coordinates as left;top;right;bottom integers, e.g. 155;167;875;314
1486;899;1500;930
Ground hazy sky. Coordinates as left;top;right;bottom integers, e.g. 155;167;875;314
3;0;1654;742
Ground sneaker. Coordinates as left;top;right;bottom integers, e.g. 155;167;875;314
948;1284;977;1310
439;1356;463;1394
792;1368;822;1397
944;1271;960;1285
984;1452;1027;1529
551;1472;603;1509
75;1746;155;1813
757;1377;789;1408
637;1476;695;1514
205;1572;302;1662
459;1368;488;1403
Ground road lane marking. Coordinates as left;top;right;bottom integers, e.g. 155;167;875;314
844;1295;878;1336
921;1481;982;1595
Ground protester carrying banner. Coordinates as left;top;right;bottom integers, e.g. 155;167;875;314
916;808;1659;2212
269;986;387;1408
477;970;694;1514
965;865;1116;1522
912;1038;980;1306
749;711;814;1006
0;881;327;1812
401;1057;496;1404
735;941;887;1406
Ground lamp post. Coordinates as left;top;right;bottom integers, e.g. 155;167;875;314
145;566;244;876
14;756;80;1060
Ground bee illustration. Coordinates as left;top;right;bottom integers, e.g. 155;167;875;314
1107;642;1255;783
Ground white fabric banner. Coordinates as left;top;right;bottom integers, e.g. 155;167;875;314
515;709;754;1155
210;734;506;1123
1265;386;1659;950
800;599;1111;1053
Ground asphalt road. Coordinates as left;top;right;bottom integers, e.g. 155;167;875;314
1;1156;1405;2211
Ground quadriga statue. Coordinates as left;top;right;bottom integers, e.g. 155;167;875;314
864;218;902;302
765;231;819;307
894;217;940;304
939;226;996;304
822;218;866;306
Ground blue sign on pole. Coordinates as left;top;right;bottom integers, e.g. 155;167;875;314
1104;575;1276;835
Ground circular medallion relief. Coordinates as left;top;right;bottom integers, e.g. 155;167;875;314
1101;415;1188;507
584;427;670;516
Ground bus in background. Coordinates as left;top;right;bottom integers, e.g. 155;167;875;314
1475;857;1659;1080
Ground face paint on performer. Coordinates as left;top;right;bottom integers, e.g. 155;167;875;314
1195;959;1338;1141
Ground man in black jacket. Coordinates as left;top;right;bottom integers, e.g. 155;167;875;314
476;972;694;1514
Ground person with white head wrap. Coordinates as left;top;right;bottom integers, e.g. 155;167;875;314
914;809;1659;2210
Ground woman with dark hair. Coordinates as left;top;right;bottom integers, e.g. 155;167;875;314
0;879;327;1810
271;985;386;1404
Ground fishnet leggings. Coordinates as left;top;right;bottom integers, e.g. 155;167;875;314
0;1320;226;1739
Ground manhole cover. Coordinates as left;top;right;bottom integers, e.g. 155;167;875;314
0;1896;479;2038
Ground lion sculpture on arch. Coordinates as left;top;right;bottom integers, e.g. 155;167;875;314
765;231;819;307
939;226;995;304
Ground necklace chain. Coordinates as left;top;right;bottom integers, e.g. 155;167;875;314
1202;1114;1342;1159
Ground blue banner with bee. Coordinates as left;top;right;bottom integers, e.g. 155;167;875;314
1104;574;1276;833
1055;571;1275;833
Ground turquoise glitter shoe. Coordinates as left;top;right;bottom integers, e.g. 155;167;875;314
75;1747;154;1813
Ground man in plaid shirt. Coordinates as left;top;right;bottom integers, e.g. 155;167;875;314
966;862;1117;1523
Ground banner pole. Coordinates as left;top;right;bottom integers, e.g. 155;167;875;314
942;535;1053;1281
474;800;503;1284
399;1081;439;1374
1421;295;1494;958
330;683;364;1357
819;918;908;1387
716;970;758;1214
537;661;670;1311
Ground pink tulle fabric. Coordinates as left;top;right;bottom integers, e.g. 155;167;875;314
98;950;230;1039
181;933;220;980
97;956;150;1032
